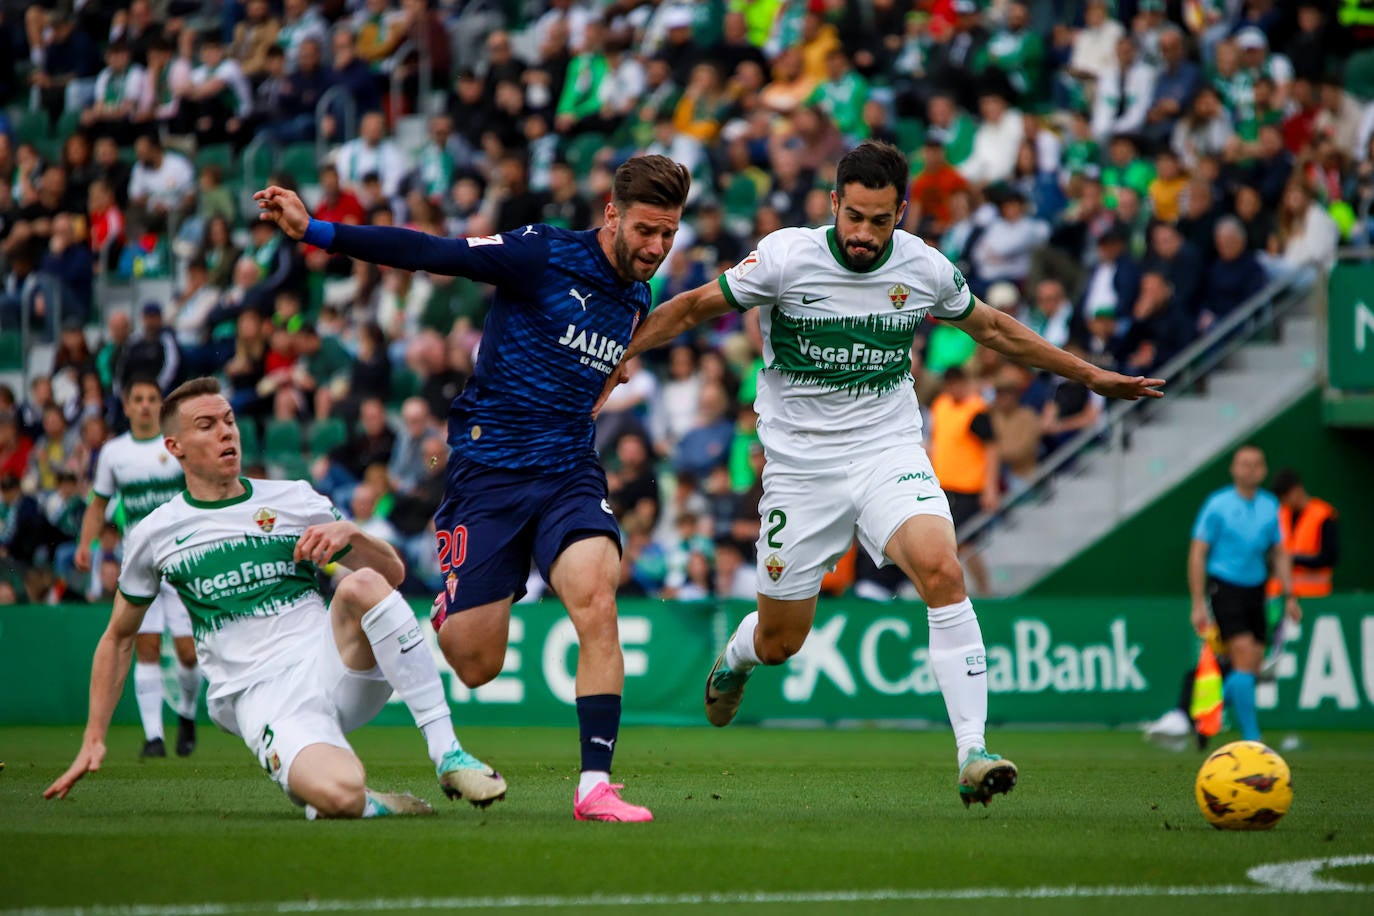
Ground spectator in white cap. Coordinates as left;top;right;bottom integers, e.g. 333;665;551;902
1234;26;1293;108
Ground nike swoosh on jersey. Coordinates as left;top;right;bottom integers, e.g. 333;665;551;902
801;294;831;304
915;495;939;501
174;530;200;545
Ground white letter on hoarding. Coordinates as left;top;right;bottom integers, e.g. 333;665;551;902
859;617;913;695
1298;616;1359;711
542;618;580;706
782;615;856;701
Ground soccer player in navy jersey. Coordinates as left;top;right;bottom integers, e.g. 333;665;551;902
254;155;690;822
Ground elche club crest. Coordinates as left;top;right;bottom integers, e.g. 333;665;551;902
887;283;910;309
253;507;277;534
764;552;785;582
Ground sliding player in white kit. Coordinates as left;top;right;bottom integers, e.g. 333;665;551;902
597;142;1164;807
74;377;201;759
48;378;506;817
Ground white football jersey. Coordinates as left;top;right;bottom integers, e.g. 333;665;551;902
118;478;345;699
720;226;973;464
91;432;186;531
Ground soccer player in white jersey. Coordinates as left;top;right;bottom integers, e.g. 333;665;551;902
597;142;1164;807
48;378;505;817
75;377;201;759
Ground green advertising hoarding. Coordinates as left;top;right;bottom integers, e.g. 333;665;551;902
1329;261;1374;390
2;596;1371;729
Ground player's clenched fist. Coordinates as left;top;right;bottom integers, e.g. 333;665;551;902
294;520;358;566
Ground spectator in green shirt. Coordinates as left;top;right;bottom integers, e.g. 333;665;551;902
980;1;1046;107
1101;133;1155;208
806;49;870;142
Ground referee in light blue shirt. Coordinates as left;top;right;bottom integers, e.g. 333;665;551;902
1188;445;1302;742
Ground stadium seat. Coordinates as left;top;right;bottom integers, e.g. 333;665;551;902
14;109;50;145
308;416;348;457
280;142;320;179
263;418;303;461
268;452;312;482
1345;48;1374;102
722;173;759;224
55;110;82;143
563;133;608;176
237;421;262;465
389;365;422;409
0;331;21;371
894;118;925;157
196;143;234;172
241;141;278;188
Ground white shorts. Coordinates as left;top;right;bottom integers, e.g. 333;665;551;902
137;580;194;638
206;619;393;804
755;444;953;601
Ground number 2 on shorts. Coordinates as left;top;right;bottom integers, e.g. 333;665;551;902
766;509;787;548
435;526;468;572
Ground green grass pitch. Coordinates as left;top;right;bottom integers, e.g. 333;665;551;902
2;726;1373;916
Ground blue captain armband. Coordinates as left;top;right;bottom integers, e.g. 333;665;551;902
302;218;336;249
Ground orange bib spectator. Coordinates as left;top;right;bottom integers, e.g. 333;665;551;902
1267;468;1338;598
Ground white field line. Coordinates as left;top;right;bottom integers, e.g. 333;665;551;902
5;866;1374;916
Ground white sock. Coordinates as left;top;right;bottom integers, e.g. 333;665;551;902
578;770;610;798
133;662;164;741
360;591;457;767
175;662;202;719
724;611;762;672
927;598;988;765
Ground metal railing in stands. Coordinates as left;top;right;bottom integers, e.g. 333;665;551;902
316;85;358;165
242;133;278;213
957;267;1318;550
386;37;432;127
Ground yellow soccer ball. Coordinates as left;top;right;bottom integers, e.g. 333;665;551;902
1195;740;1293;830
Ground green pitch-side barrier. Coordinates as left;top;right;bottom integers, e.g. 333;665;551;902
2;596;1370;728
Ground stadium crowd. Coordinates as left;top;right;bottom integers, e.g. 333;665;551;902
0;0;1361;606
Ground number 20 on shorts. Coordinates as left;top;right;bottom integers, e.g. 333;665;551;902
435;526;468;572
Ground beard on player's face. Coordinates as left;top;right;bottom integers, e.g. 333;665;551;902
613;225;665;282
838;229;882;269
833;185;901;270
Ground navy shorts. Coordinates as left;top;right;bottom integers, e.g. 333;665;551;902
430;452;621;627
1208;576;1268;644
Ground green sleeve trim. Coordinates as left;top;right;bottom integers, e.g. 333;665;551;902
328;544;353;565
948;297;977;322
718;274;746;313
91;490;112;501
117;587;156;606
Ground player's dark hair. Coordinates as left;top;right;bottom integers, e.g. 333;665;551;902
612;154;690;212
160;377;222;433
123;375;162;399
1271;468;1303;497
835;141;909;202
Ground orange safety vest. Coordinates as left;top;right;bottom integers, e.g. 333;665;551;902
1267;497;1335;598
929;393;989;495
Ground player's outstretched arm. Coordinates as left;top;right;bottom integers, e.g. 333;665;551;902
73;493;110;573
44;594;149;799
955;299;1165;400
296;520;405;589
253;186;533;282
593;278;735;416
1187;539;1211;634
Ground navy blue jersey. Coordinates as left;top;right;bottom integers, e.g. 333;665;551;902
317;222;650;469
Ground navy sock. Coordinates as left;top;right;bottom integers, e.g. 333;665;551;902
576;694;621;773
